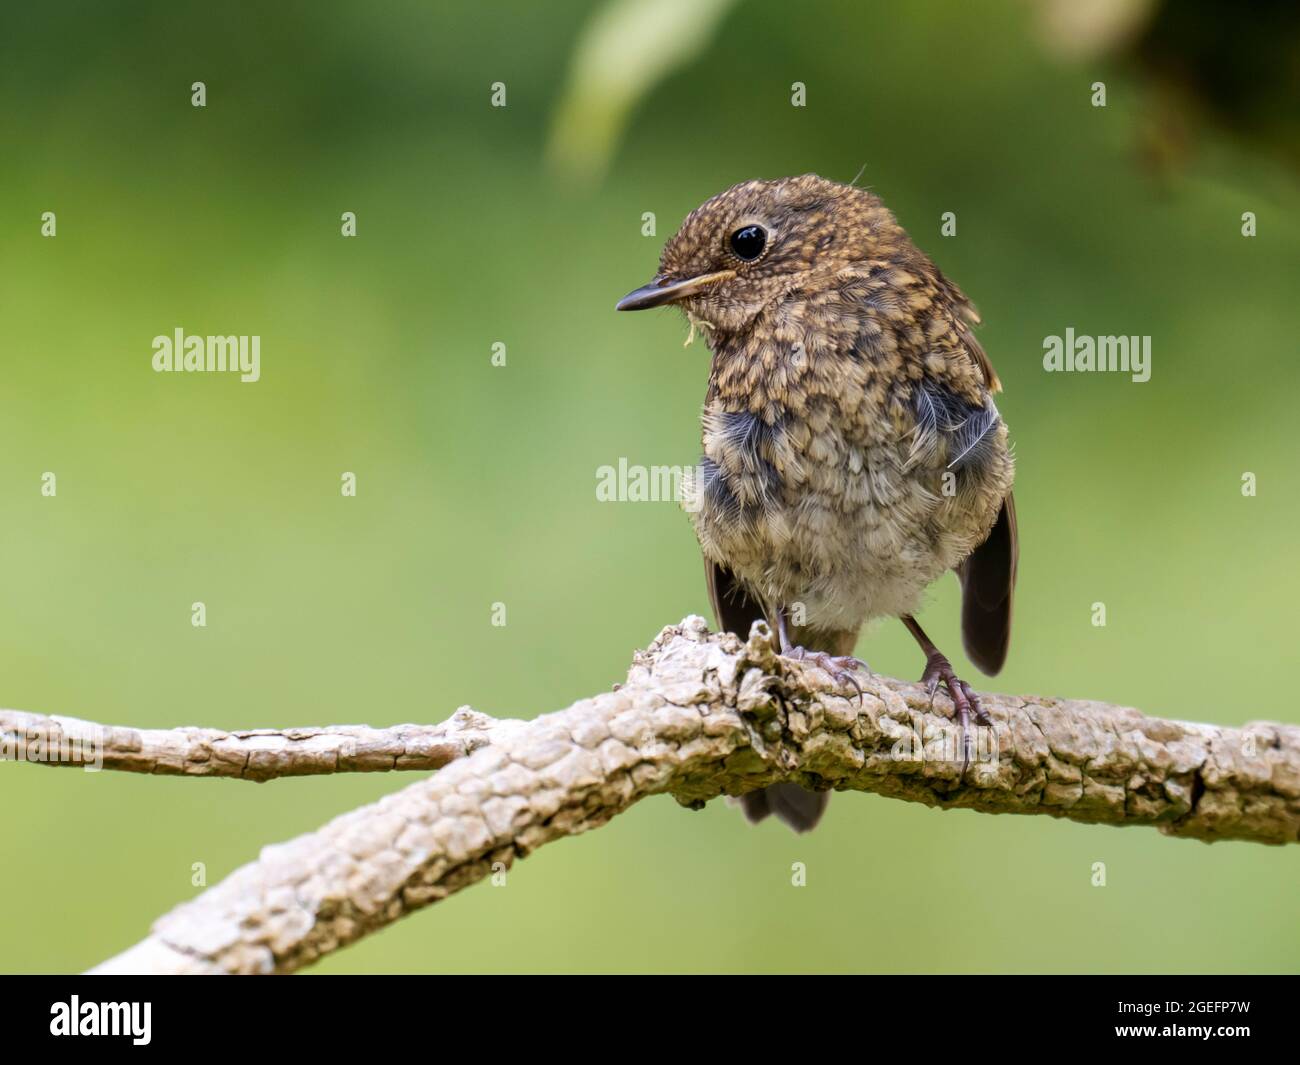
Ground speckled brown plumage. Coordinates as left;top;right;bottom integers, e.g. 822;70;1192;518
619;174;1018;831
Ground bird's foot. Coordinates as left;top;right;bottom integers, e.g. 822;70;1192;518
781;646;870;703
919;652;991;774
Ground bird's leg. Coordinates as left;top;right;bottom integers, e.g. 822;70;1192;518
901;615;991;774
774;605;868;703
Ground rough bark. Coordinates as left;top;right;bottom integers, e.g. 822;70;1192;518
70;617;1299;975
0;708;494;781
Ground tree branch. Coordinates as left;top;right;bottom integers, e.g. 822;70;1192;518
44;616;1300;973
0;708;496;781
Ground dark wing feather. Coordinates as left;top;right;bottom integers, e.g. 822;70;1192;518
934;269;1014;672
910;381;1001;473
957;492;1018;675
705;559;766;641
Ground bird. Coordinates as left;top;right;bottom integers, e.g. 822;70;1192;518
617;173;1017;833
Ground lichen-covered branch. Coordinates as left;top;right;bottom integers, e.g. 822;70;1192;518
0;708;496;781
82;617;1300;975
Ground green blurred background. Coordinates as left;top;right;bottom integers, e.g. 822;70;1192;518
2;0;1297;974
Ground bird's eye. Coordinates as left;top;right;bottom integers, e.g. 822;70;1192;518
729;224;767;262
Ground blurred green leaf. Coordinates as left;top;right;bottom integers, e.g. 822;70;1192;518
547;0;740;185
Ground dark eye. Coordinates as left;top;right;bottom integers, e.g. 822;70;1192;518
729;224;767;261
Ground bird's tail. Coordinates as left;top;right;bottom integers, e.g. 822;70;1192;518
707;560;851;834
958;492;1018;675
738;782;829;833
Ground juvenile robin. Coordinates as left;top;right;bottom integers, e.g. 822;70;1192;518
617;174;1018;832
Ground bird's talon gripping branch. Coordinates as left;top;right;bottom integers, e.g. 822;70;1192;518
919;651;989;772
902;614;996;773
782;648;869;703
774;608;868;702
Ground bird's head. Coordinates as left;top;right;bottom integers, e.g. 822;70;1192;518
617;173;902;334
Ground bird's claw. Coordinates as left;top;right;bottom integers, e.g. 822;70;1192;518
782;647;870;703
919;652;991;773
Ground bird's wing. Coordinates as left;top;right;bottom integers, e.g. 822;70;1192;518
956;491;1018;675
936;271;1001;392
908;379;1002;473
924;269;1016;674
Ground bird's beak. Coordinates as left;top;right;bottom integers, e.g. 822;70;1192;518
615;269;736;311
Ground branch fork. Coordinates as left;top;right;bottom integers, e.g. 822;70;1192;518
3;616;1295;974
